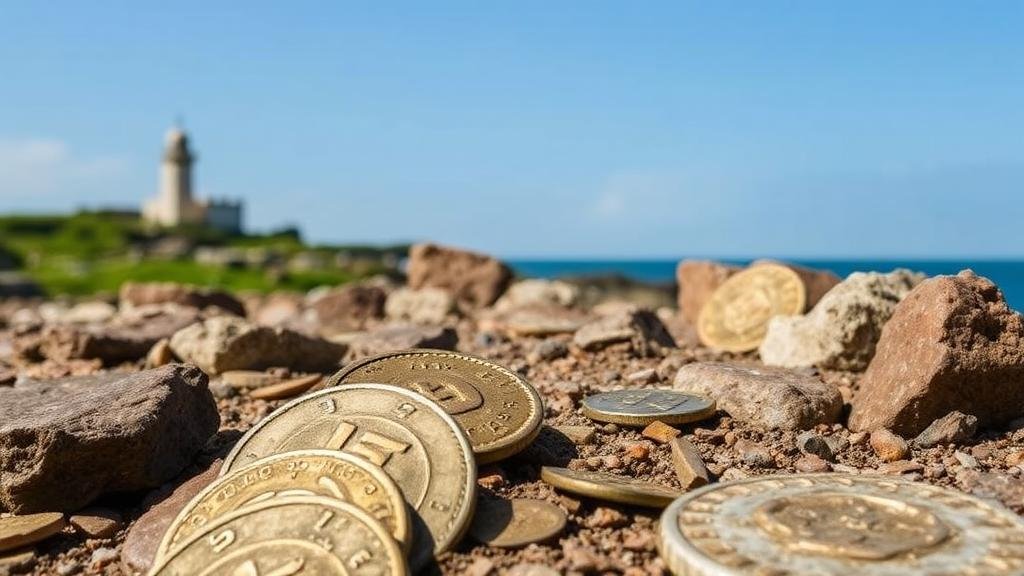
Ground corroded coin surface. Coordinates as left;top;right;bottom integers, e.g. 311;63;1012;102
158;450;410;558
541;467;681;508
697;264;806;352
221;384;476;570
581;389;715;426
328;349;544;464
149;496;405;576
468;498;567;548
658;473;1024;576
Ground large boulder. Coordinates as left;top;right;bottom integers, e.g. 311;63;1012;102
119;282;245;316
849;271;1024;435
676;261;740;325
0;365;219;513
308;282;387;335
169;316;346;374
406;243;513;308
759;269;924;370
573;307;675;356
673;361;843;430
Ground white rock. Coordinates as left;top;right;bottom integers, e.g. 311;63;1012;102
384;287;455;324
494;279;579;311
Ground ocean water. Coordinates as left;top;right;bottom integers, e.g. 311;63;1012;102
507;259;1024;310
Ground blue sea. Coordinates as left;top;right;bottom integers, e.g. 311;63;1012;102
507;259;1024;310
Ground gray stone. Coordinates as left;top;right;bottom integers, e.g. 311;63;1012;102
673;361;842;431
528;339;569;363
0;365;219;513
759;269;924;371
796;432;847;462
914;411;978;447
573;307;675;356
169;316;346;374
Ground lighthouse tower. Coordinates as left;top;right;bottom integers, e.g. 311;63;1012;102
144;127;204;226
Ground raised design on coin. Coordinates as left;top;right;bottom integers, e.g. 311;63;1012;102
581;389;715;426
468;498;567;548
697;264;806;352
658;473;1024;576
149;496;405;576
220;384;476;570
541;466;681;508
157;450;410;559
327;349;544;463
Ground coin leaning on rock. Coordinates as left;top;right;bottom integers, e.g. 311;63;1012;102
327;349;544;464
658;473;1024;576
220;383;476;571
156;449;411;559
468;498;567;548
698;263;806;352
148;496;406;576
581;389;715;426
540;467;681;508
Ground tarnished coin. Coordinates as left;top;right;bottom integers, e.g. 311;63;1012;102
221;384;476;570
697;263;806;352
468;498;567;548
0;512;65;552
541;467;681;508
328;349;544;464
149;496;405;576
158;450;410;558
581;389;715;426
659;473;1024;576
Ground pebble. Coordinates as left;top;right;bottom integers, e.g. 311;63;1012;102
587;507;628;528
90;547;118;567
624;443;650;461
465;557;495;576
870;429;909;463
530;339;569;363
794;454;832;473
734;439;773;468
641;421;680;444
145;337;173;368
669;437;710;490
914;411;978;447
796;432;843;462
954;451;979;469
69;508;122;539
553;425;596;446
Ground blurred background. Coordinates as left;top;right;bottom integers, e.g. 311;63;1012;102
1;2;1022;306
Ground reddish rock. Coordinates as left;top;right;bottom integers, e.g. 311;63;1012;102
794;454;832;473
406;243;513;308
69;508;123;539
675;260;740;325
870;429;909;463
849;271;1024;435
309;283;387;335
38;307;199;365
119;282;245;316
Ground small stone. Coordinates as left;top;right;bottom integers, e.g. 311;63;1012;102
626;368;659;384
55;561;79;576
494;279;579;311
477;471;506;490
622;530;656;551
0;513;65;553
848;431;869;445
552;425;596;446
384;287;455;325
529;339;569;363
673;362;842;430
914;411;979;448
248;374;322;401
670;437;710;490
573;307;676;356
796;432;846;462
720;467;749;481
603;455;623;470
406;243;513;308
794;454;832;473
89;547;117;567
587;507;628;528
1006;451;1024;467
734;439;773;468
641;421;681;444
954;451;979;469
69;508;122;539
145;338;173;368
624;443;650;461
344;324;457;361
870;429;909;463
601;423;620;434
877;460;924;475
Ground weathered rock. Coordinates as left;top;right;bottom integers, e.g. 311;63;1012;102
384;287;455;325
121;461;220;575
870;429;909;462
406;243;513;308
669;437;710;489
119;282;245;316
494;279;579;311
249;292;304;328
62;301;117;325
39;306;200;364
642;421;681;444
759;270;924;370
849;271;1024;435
489;306;588;338
69;508;122;539
795;432;847;462
527;339;569;364
308;283;387;335
344;324;458;361
734;439;773;468
169;316;346;374
573;307;675;356
0;365;219;513
145;338;173;368
675;260;740;325
795;454;832;473
914;411;978;448
673;362;842;430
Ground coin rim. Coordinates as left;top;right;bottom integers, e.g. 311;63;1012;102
327;348;544;464
540;466;680;508
156;449;412;560
696;263;807;353
149;495;406;576
219;383;478;559
468;498;567;548
580;390;716;426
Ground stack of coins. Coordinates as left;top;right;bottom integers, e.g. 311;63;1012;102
149;349;544;575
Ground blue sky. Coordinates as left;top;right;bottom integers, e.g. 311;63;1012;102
1;2;1022;258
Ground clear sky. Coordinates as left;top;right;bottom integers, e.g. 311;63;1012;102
1;2;1022;258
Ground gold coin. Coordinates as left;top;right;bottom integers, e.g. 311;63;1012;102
697;263;806;352
468;498;566;548
327;349;544;464
149;496;405;576
0;512;65;553
221;383;476;570
658;473;1024;576
581;389;715;426
540;467;681;508
157;450;410;559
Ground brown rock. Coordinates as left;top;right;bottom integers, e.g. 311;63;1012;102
870;429;909;462
794;454;832;473
641;421;680;444
914;411;978;448
145;338;173;368
552;425;596;446
586;507;628;528
849;271;1024;435
121;460;221;575
344;324;457;361
0;365;219;513
406;243;513;308
38;307;199;364
573;307;675;356
0;513;65;553
624;443;650;461
119;282;245;316
734;439;773;468
309;283;387;335
69;508;122;539
676;260;741;325
248;374;322;401
669;437;710;490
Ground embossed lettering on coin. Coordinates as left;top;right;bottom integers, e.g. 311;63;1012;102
581;389;715;426
698;264;806;353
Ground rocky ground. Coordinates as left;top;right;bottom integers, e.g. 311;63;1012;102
1;244;1023;576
